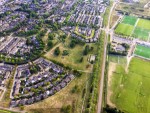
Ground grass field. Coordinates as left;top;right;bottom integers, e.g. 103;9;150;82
115;16;150;41
110;58;150;113
134;45;150;59
137;19;150;30
132;27;150;41
0;109;17;113
109;55;127;65
115;23;134;36
122;16;137;26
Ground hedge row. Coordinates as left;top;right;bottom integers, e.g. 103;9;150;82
85;31;105;113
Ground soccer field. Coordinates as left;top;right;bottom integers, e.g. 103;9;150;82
122;16;137;26
132;27;150;41
134;45;150;59
137;19;150;30
115;23;134;36
110;58;150;113
115;16;150;41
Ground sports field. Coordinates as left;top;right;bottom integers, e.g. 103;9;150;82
137;19;150;30
122;16;137;26
132;27;149;41
115;16;150;41
110;58;150;113
134;45;150;59
115;23;134;36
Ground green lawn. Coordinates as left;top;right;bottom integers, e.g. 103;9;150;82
132;27;150;41
134;45;150;59
122;16;137;26
0;109;17;113
137;19;150;30
115;23;134;36
110;58;150;113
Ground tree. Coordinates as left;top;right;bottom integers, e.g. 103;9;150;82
48;33;54;40
47;40;53;49
83;45;90;55
54;47;60;56
80;57;83;63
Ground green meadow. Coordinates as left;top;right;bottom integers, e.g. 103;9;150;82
110;58;150;113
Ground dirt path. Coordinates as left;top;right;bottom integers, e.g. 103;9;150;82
126;56;133;73
107;62;117;107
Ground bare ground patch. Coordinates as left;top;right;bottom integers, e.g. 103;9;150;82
107;62;117;107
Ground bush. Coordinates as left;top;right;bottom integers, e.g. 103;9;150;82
19;105;24;110
71;85;80;93
61;105;72;113
62;50;69;56
103;105;124;113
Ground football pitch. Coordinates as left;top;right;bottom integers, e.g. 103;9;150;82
132;27;150;41
122;16;137;26
115;23;134;36
134;45;150;59
115;16;150;41
110;58;150;113
137;19;150;30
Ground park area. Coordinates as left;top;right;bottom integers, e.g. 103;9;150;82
134;45;150;59
109;58;150;113
115;16;150;41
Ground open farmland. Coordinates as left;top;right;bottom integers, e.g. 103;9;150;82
134;45;150;59
115;23;134;36
110;58;150;113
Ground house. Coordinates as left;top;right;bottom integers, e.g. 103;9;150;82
27;97;34;105
10;100;18;107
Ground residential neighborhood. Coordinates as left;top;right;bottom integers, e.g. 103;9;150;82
10;58;75;107
0;0;111;113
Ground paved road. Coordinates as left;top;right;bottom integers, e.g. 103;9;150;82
97;2;117;113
